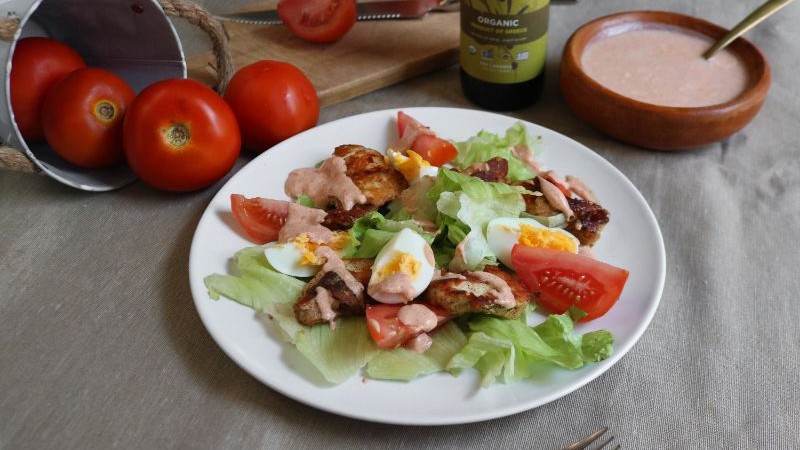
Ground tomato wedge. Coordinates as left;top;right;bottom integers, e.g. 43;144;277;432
396;111;458;166
277;0;356;43
365;304;449;349
230;195;289;244
510;245;629;322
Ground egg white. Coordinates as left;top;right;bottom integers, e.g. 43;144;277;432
486;217;580;268
263;241;320;278
368;228;436;304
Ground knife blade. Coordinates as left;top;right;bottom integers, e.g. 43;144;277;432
215;0;450;25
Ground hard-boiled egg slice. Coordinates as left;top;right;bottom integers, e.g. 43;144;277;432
368;228;436;304
262;232;347;278
263;237;321;278
386;149;438;183
486;217;580;268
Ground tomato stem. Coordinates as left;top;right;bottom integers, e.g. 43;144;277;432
164;123;191;148
93;100;117;124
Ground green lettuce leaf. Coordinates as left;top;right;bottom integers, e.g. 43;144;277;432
365;322;467;381
447;314;614;387
386;176;438;222
342;211;436;259
451;122;542;182
434;181;526;270
204;246;307;310
294;317;381;384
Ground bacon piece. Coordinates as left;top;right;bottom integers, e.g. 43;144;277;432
565;197;610;247
459;157;509;183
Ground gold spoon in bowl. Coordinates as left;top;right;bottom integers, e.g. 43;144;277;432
703;0;797;59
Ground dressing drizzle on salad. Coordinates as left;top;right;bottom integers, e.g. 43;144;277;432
206;112;626;387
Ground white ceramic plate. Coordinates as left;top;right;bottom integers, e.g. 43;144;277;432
188;107;666;425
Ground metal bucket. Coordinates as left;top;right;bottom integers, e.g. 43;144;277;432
0;0;187;191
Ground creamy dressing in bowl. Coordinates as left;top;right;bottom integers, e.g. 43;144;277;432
581;27;750;107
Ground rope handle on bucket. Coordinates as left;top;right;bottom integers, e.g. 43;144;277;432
0;0;234;173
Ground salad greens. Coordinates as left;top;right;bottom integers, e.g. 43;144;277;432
451;122;542;181
203;122;614;386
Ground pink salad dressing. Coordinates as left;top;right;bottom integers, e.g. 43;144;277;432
468;271;516;309
367;272;416;304
316;246;364;299
285;156;367;210
278;203;333;244
582;27;749;107
397;304;438;334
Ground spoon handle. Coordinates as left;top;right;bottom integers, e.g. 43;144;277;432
703;0;796;59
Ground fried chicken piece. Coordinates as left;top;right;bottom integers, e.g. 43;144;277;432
333;144;408;207
320;145;408;229
420;265;532;319
293;258;373;326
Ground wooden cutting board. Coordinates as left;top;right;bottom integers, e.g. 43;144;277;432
187;4;460;107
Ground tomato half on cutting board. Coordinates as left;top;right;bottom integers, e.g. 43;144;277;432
277;0;357;43
511;245;629;322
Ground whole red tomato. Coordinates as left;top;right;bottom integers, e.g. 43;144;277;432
11;37;86;142
277;0;356;43
123;79;241;192
41;67;135;168
223;60;319;152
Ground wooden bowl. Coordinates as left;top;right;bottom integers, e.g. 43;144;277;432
560;11;771;151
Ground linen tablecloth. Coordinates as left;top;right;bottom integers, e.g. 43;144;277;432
2;0;798;447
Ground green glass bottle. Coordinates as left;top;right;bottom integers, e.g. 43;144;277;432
459;0;550;110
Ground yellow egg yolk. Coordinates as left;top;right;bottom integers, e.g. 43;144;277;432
389;150;431;182
377;252;421;281
326;231;351;252
518;224;578;253
292;234;321;265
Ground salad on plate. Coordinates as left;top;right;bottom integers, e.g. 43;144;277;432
204;111;630;387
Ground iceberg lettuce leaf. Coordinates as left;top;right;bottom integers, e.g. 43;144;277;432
294;317;381;384
447;314;615;386
452;122;542;182
204;246;306;309
365;322;467;381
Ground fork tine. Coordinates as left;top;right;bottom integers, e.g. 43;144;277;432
594;435;615;449
563;427;609;450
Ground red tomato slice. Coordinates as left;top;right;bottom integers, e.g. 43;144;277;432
365;304;450;349
397;110;424;137
510;245;629;322
277;0;356;43
396;111;458;166
366;304;413;349
230;194;289;244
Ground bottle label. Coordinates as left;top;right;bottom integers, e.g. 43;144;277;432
460;0;549;84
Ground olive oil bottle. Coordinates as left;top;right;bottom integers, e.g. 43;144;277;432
459;0;550;110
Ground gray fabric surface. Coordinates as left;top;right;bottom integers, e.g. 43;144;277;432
2;0;799;448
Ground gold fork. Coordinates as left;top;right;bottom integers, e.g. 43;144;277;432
562;427;621;450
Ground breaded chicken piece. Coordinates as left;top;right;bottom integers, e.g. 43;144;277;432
333;144;409;207
420;265;532;319
293;259;373;326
